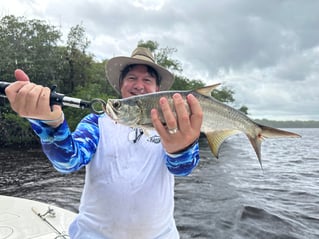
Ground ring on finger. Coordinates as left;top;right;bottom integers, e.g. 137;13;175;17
168;127;178;134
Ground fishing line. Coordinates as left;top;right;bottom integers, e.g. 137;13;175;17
31;207;70;238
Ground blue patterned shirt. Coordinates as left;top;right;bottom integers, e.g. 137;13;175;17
29;113;200;176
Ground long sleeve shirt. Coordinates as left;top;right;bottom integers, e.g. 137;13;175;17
29;113;200;239
29;113;200;176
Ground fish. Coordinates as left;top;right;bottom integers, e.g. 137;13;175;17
104;84;301;167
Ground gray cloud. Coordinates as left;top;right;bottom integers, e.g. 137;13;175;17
1;0;319;120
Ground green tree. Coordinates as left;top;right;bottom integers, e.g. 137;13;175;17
138;40;182;73
171;75;205;90
238;105;249;115
137;40;158;52
0;16;97;143
63;60;116;130
211;86;234;103
0;15;65;147
0;15;62;86
63;24;93;93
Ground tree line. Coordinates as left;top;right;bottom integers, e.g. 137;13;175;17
0;15;240;147
255;119;319;128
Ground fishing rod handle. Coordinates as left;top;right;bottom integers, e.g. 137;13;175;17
0;81;71;107
0;81;92;111
0;81;10;95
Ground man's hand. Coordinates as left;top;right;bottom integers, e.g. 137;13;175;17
151;93;203;154
5;69;63;127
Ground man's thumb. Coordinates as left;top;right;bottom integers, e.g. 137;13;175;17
14;69;30;82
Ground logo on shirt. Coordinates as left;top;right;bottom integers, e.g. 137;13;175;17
147;135;161;144
128;128;161;144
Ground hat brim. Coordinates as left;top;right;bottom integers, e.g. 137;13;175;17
106;56;174;94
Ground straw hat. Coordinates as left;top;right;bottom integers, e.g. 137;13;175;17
105;47;174;94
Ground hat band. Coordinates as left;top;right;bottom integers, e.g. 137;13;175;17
132;54;155;63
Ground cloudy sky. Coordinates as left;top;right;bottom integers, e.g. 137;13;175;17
1;0;318;120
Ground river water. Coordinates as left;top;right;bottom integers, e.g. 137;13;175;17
1;128;318;239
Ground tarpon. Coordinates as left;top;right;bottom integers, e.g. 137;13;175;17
104;84;301;167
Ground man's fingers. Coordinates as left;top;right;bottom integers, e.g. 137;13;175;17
13;83;38;116
151;108;166;135
173;93;190;132
159;96;177;131
151;94;203;153
187;94;203;132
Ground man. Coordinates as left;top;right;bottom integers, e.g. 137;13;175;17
5;47;203;238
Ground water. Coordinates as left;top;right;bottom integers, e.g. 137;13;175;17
1;128;319;238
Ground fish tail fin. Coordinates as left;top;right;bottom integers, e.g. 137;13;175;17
195;83;221;97
247;134;263;169
205;130;241;159
247;125;301;169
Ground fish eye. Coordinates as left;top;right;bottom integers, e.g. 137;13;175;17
112;101;121;109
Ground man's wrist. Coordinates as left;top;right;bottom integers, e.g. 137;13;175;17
41;112;65;128
166;138;199;156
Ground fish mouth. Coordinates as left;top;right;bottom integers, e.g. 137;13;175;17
105;102;119;121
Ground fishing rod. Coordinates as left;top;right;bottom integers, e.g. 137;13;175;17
0;81;106;114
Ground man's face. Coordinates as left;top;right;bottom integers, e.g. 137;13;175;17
120;65;159;98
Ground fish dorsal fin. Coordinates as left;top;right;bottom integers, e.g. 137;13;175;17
205;130;240;158
195;83;221;97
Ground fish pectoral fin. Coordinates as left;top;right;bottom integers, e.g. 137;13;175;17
205;130;240;158
195;83;221;97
